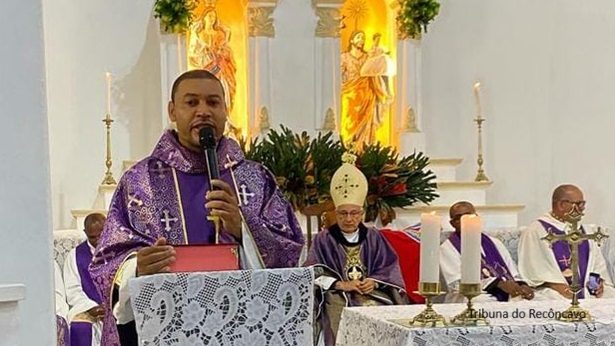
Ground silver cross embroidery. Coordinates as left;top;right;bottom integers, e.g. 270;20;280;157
152;161;168;179
95;250;116;265
238;184;255;205
160;210;178;232
127;193;143;208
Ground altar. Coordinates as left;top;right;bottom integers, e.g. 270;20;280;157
337;299;615;345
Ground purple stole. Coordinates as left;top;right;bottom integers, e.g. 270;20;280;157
538;220;589;299
449;232;512;301
76;242;102;304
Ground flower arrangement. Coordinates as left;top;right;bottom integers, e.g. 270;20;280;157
243;126;438;225
154;0;195;33
397;0;441;39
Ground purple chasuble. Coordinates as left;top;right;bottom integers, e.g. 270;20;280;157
90;130;304;345
538;220;589;299
448;232;513;301
75;242;102;304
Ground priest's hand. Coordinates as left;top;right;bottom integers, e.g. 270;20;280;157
206;179;242;240
136;237;176;276
594;280;604;298
518;284;535;300
87;305;105;321
358;279;377;295
546;282;574;299
497;280;524;297
334;280;362;294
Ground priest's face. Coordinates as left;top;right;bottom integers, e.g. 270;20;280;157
449;202;477;232
168;78;227;152
85;220;104;248
336;204;364;233
554;188;586;218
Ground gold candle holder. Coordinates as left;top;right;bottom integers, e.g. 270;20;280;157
474;115;490;182
408;282;448;327
450;283;488;326
101;113;117;185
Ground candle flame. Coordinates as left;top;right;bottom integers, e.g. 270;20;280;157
473;81;481;90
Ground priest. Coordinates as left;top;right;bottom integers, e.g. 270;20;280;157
440;201;536;303
90;70;304;346
63;213;106;346
305;153;406;346
518;184;615;300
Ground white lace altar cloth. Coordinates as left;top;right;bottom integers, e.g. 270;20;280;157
337;298;615;345
129;268;314;346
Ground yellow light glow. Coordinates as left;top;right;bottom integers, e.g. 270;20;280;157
187;0;249;139
340;0;397;150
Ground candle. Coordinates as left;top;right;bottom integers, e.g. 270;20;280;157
105;72;112;115
419;212;441;283
460;214;482;284
473;81;482;119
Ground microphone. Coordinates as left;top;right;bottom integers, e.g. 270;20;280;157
199;126;220;186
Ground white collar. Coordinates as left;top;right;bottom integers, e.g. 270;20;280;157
342;229;360;243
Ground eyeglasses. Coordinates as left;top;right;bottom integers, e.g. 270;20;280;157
561;200;586;208
336;210;363;218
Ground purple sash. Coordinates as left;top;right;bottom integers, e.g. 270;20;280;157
70;321;93;346
449;232;513;301
538;220;589;299
76;242;102;304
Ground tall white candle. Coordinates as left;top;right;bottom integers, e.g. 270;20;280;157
473;81;482;119
460;214;482;284
105;72;112;115
419;212;441;283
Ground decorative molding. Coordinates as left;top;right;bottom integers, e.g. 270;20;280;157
402;106;419;133
314;7;343;38
322;108;336;131
248;7;275;37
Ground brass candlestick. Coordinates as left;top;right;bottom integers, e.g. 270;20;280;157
542;207;608;322
101;114;117;185
408;282;448;327
474;115;489;182
450;283;489;326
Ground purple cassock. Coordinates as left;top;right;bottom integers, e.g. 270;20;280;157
448;232;514;301
538;220;589;299
304;224;406;346
90;130;304;345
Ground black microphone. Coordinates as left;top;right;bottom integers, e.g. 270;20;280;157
199;126;220;187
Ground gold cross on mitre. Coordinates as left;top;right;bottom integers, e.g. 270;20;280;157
542;207;609;321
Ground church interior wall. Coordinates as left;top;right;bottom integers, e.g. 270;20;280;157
1;0;55;344
421;0;615;228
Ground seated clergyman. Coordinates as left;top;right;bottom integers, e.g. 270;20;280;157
304;153;407;346
440;201;536;303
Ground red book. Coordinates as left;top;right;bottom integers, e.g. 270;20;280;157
169;244;240;273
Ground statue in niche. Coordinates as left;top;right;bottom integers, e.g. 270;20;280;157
341;31;394;149
189;7;237;111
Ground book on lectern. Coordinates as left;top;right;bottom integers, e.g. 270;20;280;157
169;244;240;273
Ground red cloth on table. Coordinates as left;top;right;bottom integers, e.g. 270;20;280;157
380;229;424;304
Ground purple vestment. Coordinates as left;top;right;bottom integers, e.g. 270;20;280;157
448;232;513;301
538;220;589;299
76;242;102;304
90;130;304;345
304;224;406;345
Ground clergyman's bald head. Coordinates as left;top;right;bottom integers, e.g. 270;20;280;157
551;184;582;205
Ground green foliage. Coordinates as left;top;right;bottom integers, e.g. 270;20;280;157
154;0;195;34
243;126;438;224
397;0;440;39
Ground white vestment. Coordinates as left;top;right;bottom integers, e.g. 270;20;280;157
518;213;615;300
54;260;69;320
440;234;527;303
63;243;102;346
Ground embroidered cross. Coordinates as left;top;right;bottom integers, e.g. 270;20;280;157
335;174;359;198
160;210;178;232
559;255;572;268
127;193;143;208
152;161;168;179
238;184;255;205
348;266;363;281
94;250;116;265
224;155;238;169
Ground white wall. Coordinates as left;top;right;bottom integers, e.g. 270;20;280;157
422;0;615;227
44;0;159;229
0;0;55;344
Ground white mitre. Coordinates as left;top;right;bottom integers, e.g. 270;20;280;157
330;152;368;207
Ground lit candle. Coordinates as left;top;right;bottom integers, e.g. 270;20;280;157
419;212;441;283
473;81;482;119
105;72;112;116
460;214;482;284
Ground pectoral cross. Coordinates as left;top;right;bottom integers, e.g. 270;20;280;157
160;210;178;232
348;266;363;281
542;207;608;321
238;184;255;205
